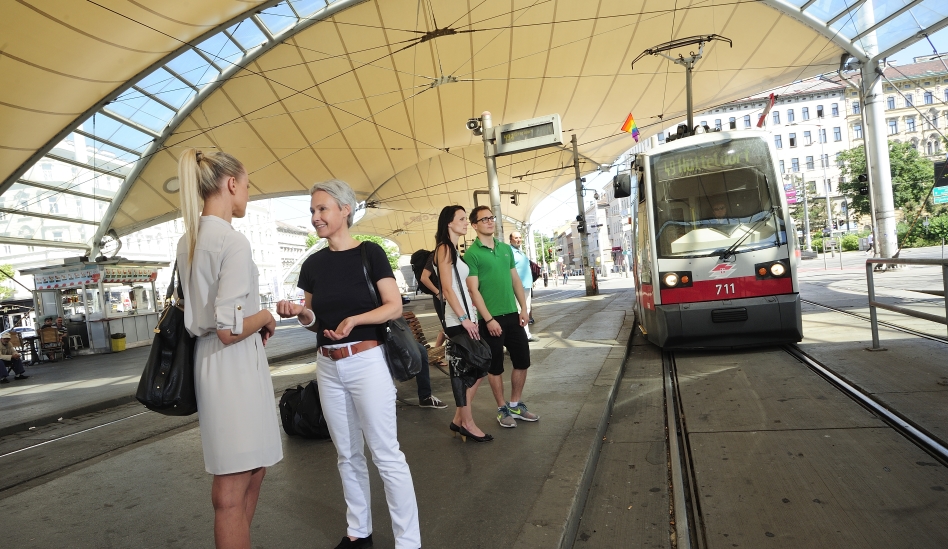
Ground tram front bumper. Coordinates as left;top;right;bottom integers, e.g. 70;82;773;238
653;293;802;348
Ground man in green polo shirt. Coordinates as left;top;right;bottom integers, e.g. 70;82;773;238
464;205;540;428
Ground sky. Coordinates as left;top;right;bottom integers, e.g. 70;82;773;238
528;28;948;235
266;28;948;239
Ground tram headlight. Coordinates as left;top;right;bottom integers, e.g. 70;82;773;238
755;260;790;279
659;271;693;289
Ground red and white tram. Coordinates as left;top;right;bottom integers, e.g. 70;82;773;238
621;129;802;348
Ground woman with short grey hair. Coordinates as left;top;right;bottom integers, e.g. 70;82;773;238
277;179;420;549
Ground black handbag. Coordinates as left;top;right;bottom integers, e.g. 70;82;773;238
436;247;491;406
360;244;423;382
135;262;197;416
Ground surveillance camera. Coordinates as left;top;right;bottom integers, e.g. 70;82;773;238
466;118;481;131
593;192;600;200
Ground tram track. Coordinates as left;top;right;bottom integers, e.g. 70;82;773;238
662;343;948;549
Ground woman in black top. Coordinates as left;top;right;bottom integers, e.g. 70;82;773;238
276;180;420;549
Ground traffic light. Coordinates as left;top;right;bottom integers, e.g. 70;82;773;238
832;220;838;230
510;192;519;205
576;214;586;234
458;240;467;252
857;174;869;195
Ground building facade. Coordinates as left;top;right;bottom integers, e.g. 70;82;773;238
844;57;948;161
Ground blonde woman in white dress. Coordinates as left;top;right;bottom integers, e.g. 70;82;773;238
176;149;283;549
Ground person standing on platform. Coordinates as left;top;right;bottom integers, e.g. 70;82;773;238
508;232;539;342
464;206;539;429
0;332;29;383
432;205;491;443
176;148;283;549
276;180;420;549
56;317;72;359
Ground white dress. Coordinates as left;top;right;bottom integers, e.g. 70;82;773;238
176;216;283;475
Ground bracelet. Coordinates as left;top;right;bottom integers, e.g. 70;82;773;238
298;309;317;328
485;317;494;323
458;314;469;322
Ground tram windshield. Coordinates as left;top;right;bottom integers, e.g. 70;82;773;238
650;137;786;258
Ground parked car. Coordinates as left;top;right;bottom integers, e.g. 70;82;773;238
2;326;36;340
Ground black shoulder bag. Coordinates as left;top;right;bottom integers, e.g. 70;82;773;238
436;246;491;406
360;244;423;382
136;262;197;416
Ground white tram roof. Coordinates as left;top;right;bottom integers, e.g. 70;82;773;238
1;0;945;253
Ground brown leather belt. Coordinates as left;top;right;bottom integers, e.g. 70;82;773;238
319;340;380;361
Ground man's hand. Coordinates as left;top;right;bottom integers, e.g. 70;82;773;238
485;318;502;337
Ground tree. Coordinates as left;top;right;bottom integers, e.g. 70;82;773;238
0;264;15;301
353;234;400;271
304;233;321;249
532;231;556;268
837;141;941;218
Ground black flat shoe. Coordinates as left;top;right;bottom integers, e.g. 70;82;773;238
14;374;29;380
0;378;9;384
458;426;493;443
333;534;372;549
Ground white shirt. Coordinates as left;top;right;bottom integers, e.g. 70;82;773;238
176;216;260;338
434;255;475;327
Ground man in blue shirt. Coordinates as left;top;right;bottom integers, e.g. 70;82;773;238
509;232;539;342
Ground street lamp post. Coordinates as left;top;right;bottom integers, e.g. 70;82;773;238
791;121;834;233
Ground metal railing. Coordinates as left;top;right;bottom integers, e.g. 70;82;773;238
866;258;948;349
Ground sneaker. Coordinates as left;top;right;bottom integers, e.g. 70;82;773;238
419;395;447;409
497;405;517;428
14;374;29;381
508;401;539;421
0;378;9;384
527;336;540;342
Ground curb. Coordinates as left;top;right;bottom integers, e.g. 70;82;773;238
0;346;319;439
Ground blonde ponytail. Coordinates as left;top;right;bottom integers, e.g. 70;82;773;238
178;148;245;261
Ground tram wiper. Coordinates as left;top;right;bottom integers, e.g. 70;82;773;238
717;208;775;260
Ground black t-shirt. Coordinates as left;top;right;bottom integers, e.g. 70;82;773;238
297;242;394;347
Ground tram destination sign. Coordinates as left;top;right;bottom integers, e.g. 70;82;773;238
492;114;563;157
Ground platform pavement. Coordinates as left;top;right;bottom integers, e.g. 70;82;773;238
0;277;635;549
0;317;329;438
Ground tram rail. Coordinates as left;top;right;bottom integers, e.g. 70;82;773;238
803;298;948;344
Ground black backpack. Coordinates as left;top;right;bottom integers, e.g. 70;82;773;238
410;249;439;295
279;381;331;439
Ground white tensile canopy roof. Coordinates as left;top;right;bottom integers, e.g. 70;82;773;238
2;0;945;253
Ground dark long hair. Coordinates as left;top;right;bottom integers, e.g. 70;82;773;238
435;205;465;247
434;205;465;265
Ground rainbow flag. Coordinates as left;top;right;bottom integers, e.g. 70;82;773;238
620;113;640;142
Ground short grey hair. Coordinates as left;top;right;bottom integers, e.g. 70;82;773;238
310;179;358;227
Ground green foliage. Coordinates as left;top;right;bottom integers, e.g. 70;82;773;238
810;236;823;251
533;231;556;266
0;264;14;301
304;233;321;249
837;141;939;218
840;234;859;251
352;235;400;270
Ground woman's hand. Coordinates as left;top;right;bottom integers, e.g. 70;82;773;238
461;318;479;340
275;300;304;319
324;316;359;341
259;317;276;346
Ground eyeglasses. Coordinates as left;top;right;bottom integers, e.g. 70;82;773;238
475;215;496;224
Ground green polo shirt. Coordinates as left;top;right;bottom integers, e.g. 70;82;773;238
464;237;518;317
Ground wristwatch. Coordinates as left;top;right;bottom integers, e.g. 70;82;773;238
458;314;469;322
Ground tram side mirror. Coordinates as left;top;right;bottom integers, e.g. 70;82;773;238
613;171;633;199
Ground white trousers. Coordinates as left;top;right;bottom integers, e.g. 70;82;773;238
316;344;421;549
517;289;533;338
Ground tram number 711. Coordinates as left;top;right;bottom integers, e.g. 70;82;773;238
716;283;736;295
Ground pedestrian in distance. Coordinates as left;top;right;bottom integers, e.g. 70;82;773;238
432;205;491;443
464;206;540;429
276;179;420;549
0;332;29;383
509;231;539;342
175;148;283;549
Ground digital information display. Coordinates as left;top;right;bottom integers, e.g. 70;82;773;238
492;114;563;157
935;161;948;204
